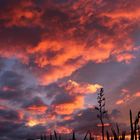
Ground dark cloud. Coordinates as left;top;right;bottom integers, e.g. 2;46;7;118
120;63;140;93
0;70;25;101
0;26;41;46
0;109;20;121
45;82;76;105
23;96;47;108
0;120;47;140
0;58;5;72
42;8;70;29
0;71;23;100
111;109;121;118
0;70;34;105
52;92;75;105
0;71;23;87
22;97;48;115
0;121;23;138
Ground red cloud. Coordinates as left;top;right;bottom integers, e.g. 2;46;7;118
0;0;139;85
25;105;48;114
0;1;41;28
55;126;72;134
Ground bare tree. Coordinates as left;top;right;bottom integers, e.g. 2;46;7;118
95;88;107;140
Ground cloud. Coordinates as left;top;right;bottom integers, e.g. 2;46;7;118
116;90;140;105
110;109;121;119
50;80;101;115
101;0;140;21
26;116;47;127
0;108;22;122
53;96;84;115
0;70;34;105
0;71;23;87
54;126;72;134
60;80;102;95
115;53;136;63
23;97;48;114
57;108;110;134
0;71;24;100
57;107;129;136
0;0;139;85
116;99;125;105
114;61;140;106
0;0;140;139
0;0;41;28
134;92;140;97
49;80;101;115
0;121;24;140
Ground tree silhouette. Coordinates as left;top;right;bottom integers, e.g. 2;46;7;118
95;88;107;140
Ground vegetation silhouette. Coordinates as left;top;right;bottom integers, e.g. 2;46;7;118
95;88;107;140
27;88;140;140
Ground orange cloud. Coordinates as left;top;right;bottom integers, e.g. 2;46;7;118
102;9;140;21
134;92;140;97
116;90;140;105
28;39;85;67
55;126;72;134
40;61;84;85
26;105;48;114
60;80;102;95
26;119;39;127
54;96;84;115
116;99;124;105
115;53;135;63
0;48;29;64
116;94;130;105
63;115;72;121
31;36;136;85
26;117;47;127
25;112;56;127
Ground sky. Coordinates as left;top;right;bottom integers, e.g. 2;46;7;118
0;0;140;139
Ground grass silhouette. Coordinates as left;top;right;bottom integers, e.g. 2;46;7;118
95;88;107;140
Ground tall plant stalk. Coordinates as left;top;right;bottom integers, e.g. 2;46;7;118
95;88;107;140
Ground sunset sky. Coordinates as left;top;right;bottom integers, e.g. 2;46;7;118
0;0;140;140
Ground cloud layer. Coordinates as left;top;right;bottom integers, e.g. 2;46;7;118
0;0;140;139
